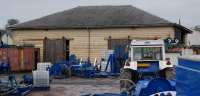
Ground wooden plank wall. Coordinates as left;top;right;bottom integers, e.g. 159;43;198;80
89;27;174;61
12;29;89;61
12;27;175;62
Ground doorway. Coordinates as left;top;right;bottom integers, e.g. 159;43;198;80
43;37;70;63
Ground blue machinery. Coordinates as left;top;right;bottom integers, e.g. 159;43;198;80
83;48;177;96
0;46;126;78
50;59;108;78
0;63;11;74
105;54;121;76
69;52;126;78
0;75;32;96
49;56;97;78
0;53;180;96
85;56;200;96
105;47;128;76
134;78;175;96
49;53;125;78
0;74;50;96
84;78;176;96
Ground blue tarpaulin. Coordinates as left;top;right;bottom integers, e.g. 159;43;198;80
176;57;200;96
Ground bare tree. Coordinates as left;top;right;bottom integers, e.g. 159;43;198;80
6;19;19;29
4;19;19;44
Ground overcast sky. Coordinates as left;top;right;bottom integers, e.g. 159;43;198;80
0;0;199;29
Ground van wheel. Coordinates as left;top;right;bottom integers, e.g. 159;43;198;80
120;69;138;95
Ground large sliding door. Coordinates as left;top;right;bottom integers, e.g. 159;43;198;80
43;37;69;63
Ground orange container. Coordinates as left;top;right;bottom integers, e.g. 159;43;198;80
0;48;21;71
9;48;21;71
0;47;40;72
22;48;34;71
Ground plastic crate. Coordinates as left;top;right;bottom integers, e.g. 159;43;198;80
33;70;49;87
37;62;52;71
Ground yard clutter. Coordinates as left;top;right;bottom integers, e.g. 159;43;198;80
46;51;127;79
0;40;179;96
88;40;176;96
0;63;50;95
0;75;32;96
49;56;108;78
0;53;124;95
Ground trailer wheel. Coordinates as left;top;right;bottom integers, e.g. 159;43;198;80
120;69;138;94
165;68;175;79
159;68;175;79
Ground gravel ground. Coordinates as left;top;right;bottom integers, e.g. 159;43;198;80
0;74;120;96
29;77;120;96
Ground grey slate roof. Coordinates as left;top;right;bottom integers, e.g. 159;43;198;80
11;5;174;29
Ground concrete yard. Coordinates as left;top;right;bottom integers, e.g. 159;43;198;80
30;77;120;96
0;74;120;96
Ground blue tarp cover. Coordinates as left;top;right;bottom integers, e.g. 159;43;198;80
176;58;200;96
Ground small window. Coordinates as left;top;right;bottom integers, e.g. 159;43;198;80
133;47;163;60
108;39;130;50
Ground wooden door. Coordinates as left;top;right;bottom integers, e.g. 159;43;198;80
43;37;69;63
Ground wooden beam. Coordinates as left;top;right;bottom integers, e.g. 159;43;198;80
23;38;44;41
23;38;74;41
104;36;161;40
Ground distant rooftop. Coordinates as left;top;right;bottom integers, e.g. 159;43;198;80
194;25;200;31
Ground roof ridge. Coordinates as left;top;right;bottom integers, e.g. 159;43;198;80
11;5;174;30
77;5;132;7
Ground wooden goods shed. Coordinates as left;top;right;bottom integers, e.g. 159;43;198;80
10;5;192;63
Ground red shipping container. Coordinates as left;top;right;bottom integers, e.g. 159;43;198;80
22;48;34;71
0;47;40;72
0;48;21;71
9;48;21;71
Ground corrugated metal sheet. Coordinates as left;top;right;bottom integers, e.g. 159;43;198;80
23;48;35;71
0;48;21;71
0;47;40;72
10;48;21;71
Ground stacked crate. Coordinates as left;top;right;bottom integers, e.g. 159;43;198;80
33;62;51;88
37;62;51;71
33;70;50;88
